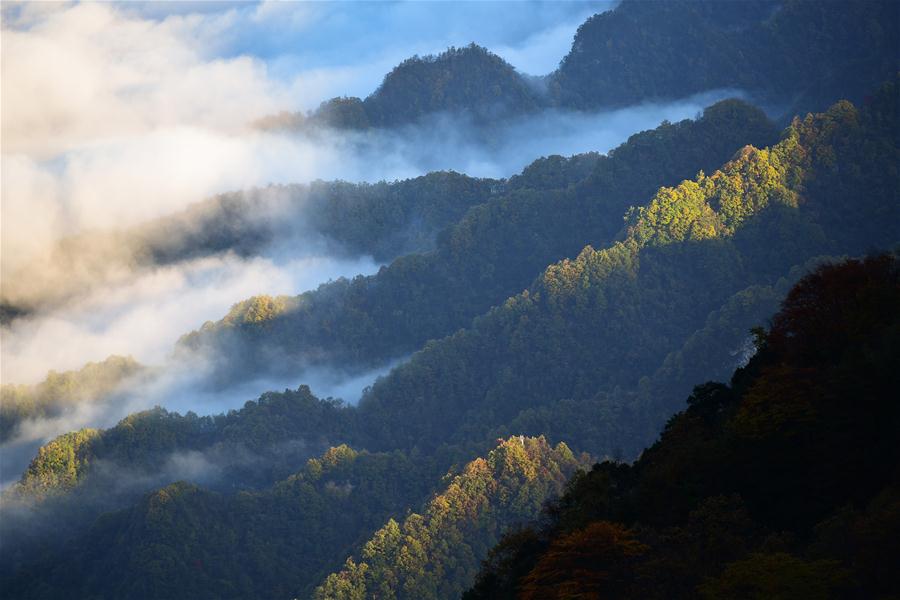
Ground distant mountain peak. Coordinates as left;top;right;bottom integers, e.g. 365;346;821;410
363;42;542;127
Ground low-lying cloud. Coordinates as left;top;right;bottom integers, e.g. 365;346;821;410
0;342;402;488
1;251;379;384
2;1;749;488
2;86;747;385
2;86;743;277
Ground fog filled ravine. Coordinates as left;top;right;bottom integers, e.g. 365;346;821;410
1;2;898;599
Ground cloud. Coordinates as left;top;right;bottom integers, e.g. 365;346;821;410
1;250;379;384
0;86;747;426
1;84;745;295
263;88;745;183
1;1;747;490
0;0;628;288
1;1;619;157
0;346;400;488
1;87;744;383
0;2;311;293
0;3;293;158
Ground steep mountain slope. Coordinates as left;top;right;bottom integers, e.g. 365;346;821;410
4;437;585;600
465;254;900;599
289;0;898;130
364;44;544;127
4;81;897;599
552;0;899;114
503;256;829;456
4;5;899;597
9;387;355;504
8;255;897;599
5;81;895;565
182;99;776;383
551;0;778;108
315;437;586;600
351;87;899;457
11;83;897;515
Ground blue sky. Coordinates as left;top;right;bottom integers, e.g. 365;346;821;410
130;1;613;74
4;1;616;106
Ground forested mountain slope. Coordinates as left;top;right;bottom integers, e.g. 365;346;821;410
315;437;585;600
284;0;898;131
365;44;545;127
1;356;142;444
12;82;899;512
264;44;541;132
465;254;900;599
7;255;896;599
0;388;374;590
552;0;899;115
351;86;899;458
5;444;436;599
5;83;896;588
182;99;777;383
4;437;586;600
5;3;899;598
503;255;828;456
15;0;890;326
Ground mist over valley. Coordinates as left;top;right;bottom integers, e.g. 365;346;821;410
1;2;898;598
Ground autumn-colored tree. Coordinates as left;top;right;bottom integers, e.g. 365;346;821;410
520;522;647;600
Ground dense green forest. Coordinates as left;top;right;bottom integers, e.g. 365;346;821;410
258;44;542;131
5;443;436;599
364;44;544;128
5;254;895;599
551;0;899;114
315;437;586;600
0;388;359;579
181;99;777;382
3;3;899;597
16;81;900;502
349;87;898;459
4;81;897;597
464;254;900;599
3;98;776;434
13;0;890;323
3;437;585;599
269;0;898;132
